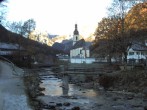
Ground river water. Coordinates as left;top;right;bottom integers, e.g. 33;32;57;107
40;75;98;97
38;71;147;110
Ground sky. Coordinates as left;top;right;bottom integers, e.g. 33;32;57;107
5;0;112;38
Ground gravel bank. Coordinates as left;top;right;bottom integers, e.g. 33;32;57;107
0;61;32;110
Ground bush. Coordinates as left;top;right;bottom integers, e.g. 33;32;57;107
99;74;118;90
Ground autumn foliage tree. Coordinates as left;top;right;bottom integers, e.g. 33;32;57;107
93;2;147;64
93;17;119;62
125;2;147;40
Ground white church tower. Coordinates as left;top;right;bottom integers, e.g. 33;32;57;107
70;24;95;63
73;24;79;45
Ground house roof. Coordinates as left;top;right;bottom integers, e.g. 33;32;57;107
131;42;147;51
0;43;24;50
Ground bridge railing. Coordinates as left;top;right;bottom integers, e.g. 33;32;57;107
65;67;104;72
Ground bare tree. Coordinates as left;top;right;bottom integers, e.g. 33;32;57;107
5;19;36;61
0;0;7;24
21;19;36;38
6;19;36;38
6;21;24;34
107;0;144;17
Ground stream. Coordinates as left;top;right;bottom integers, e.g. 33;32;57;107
37;70;147;110
40;75;98;97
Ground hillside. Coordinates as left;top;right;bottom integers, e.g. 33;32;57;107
52;40;73;53
0;24;63;66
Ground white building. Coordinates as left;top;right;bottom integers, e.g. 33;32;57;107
70;24;95;64
0;42;24;55
127;41;147;64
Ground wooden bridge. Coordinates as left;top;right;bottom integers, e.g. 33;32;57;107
23;63;114;76
56;63;113;75
61;67;104;75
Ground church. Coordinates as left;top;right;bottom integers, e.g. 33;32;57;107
70;24;95;63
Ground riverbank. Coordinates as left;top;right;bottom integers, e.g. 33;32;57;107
0;61;32;110
23;69;46;110
98;69;147;95
23;66;147;110
2;59;147;110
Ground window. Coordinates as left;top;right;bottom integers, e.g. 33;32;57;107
129;52;134;55
136;52;140;55
141;52;144;55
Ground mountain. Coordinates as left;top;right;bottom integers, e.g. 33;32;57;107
62;40;73;52
51;35;69;43
28;28;94;53
85;35;95;42
51;34;95;53
29;30;54;46
29;32;71;46
52;39;73;53
52;42;65;51
48;34;58;39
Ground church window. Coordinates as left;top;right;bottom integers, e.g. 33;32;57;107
76;36;78;40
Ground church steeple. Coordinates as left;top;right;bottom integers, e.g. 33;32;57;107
73;24;79;45
73;24;79;35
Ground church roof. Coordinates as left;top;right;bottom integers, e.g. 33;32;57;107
72;39;85;49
